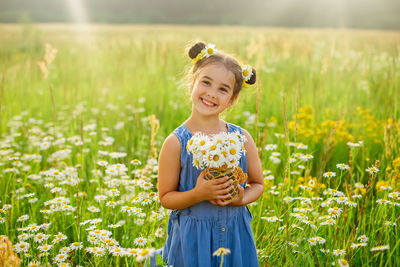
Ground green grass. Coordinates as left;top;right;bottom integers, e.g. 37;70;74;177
0;23;399;266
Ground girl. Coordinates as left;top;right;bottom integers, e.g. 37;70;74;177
156;42;264;267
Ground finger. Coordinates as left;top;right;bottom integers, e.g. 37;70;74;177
209;200;218;205
198;171;205;180
215;185;234;195
217;199;232;207
213;199;225;206
211;176;230;185
237;185;243;193
215;193;231;200
214;181;232;190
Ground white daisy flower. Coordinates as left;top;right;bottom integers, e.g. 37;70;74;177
94;195;108;202
308;237;317;246
37;244;53;252
351;243;368;249
154;227;164;238
70;242;83;250
366;166;379;174
17;214;29;222
332;249;346;256
328;207;343;218
135;248;156;262
134;237;147;247
213;247;231;256
59;246;71;254
241;65;253;81
320;218;336;226
323;171;336;178
371;245;390;252
97;160;108;167
34;233;50;243
357;235;368;242
338;258;349;267
109;246;125;256
13;242;30;253
261;216;282;222
54;253;67;263
336;163;350;170
204;43;217;58
87;206;100;213
126;248;139;257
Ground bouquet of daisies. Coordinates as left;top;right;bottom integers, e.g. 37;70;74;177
186;131;248;200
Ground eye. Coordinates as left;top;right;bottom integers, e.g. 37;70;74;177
202;80;211;85
219;87;228;93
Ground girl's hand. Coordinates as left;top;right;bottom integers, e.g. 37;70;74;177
194;172;234;202
210;184;245;207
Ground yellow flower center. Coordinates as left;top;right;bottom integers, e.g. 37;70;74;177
230;148;237;155
210;145;216;150
188;139;193;145
207;48;214;54
200;140;205;145
243;69;249;77
213;155;219;161
140;248;150;256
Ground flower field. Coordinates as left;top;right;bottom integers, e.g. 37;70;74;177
0;24;399;266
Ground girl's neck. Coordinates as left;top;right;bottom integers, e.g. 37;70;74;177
185;113;228;135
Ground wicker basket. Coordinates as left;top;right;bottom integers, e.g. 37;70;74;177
204;166;247;201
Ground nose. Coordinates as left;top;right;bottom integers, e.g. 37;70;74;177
207;87;217;99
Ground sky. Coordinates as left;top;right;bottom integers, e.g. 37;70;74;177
1;0;399;30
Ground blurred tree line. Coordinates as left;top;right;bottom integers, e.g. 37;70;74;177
1;0;400;30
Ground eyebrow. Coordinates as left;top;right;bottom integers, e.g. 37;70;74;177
202;75;232;90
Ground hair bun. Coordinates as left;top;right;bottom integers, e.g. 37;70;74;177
188;42;206;59
247;68;256;85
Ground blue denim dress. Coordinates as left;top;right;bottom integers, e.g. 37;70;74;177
155;123;259;267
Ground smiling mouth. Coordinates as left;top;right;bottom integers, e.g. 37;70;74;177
200;97;217;107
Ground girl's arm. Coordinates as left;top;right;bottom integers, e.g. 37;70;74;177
158;134;234;210
212;128;264;207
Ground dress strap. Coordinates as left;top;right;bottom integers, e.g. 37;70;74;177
172;124;192;160
227;122;243;134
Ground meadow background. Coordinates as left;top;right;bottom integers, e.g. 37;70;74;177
0;22;399;266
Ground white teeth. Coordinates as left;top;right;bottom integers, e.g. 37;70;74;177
201;98;216;107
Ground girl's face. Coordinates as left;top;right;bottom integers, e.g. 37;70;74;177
190;63;236;117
